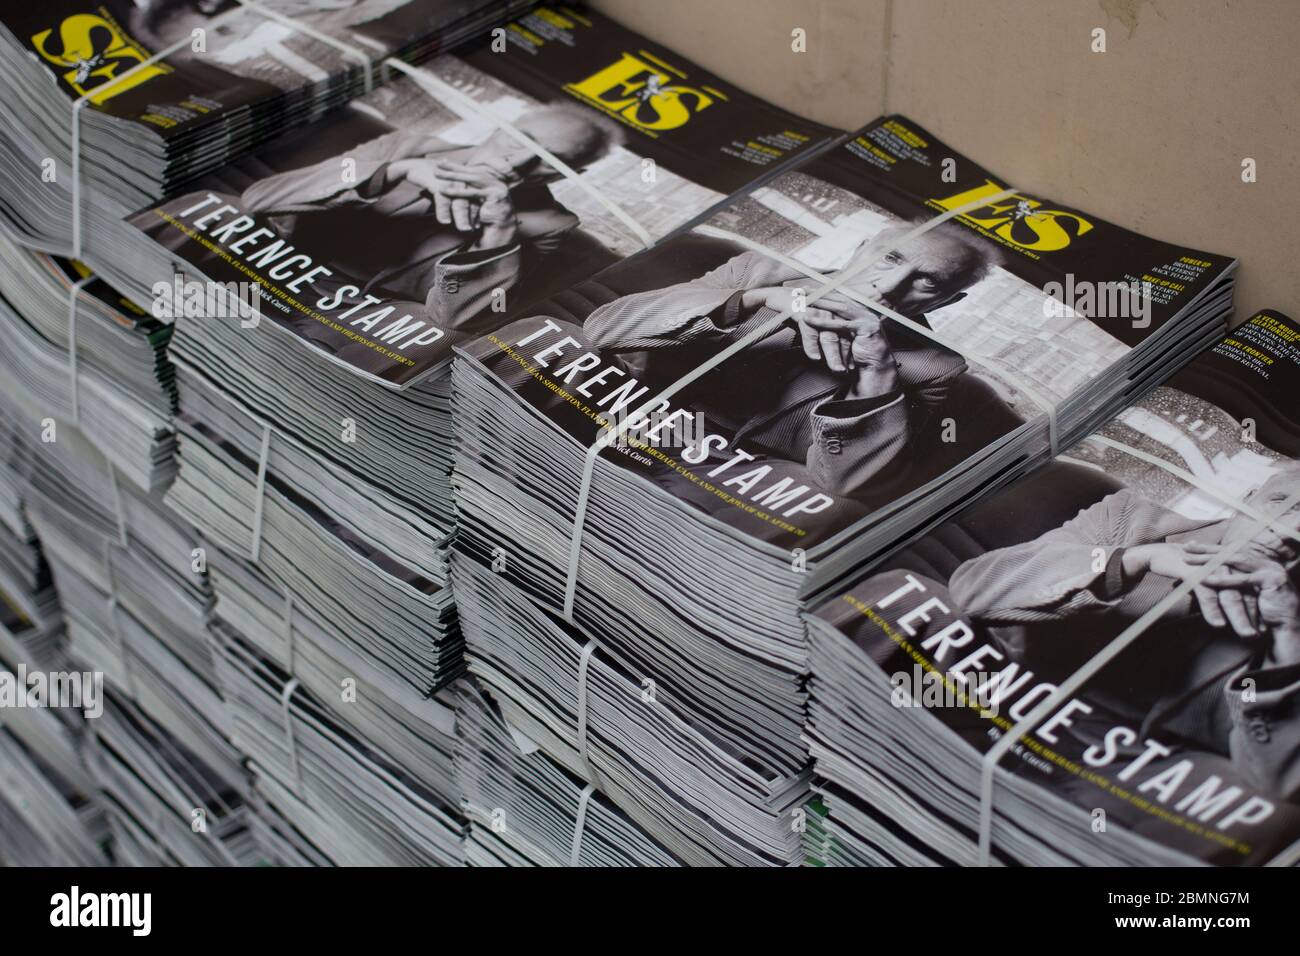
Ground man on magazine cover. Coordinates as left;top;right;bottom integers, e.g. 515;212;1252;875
582;217;999;500
946;466;1300;800
239;105;621;333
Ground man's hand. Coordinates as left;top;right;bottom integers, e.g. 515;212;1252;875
1199;551;1300;662
387;158;520;246
1123;541;1265;637
743;286;898;394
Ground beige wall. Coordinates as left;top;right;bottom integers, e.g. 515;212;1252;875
590;0;1300;321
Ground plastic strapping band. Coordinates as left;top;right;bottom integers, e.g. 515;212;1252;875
1082;434;1294;539
102;539;139;700
235;0;375;93
283;593;297;676
66;275;93;423
574;638;602;789
568;783;596;867
280;677;303;787
693;223;1063;457
249;422;274;563
1270;837;1300;867
107;462;129;548
384;58;654;249
559;189;1019;621
346;32;392;85
975;481;1300;865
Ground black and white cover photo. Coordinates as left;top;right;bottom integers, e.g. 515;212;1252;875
461;114;1236;554
129;6;837;384
806;310;1300;866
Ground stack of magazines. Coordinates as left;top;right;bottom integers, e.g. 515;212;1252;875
454;555;806;864
805;310;1300;866
203;547;467;866
0;0;535;266
454;678;683;866
0;415;59;667
108;5;836;707
209;621;466;866
0;589;107;866
21;417;244;791
2;336;255;862
0;716;107;867
85;692;257;867
448;114;1237;864
0;234;176;493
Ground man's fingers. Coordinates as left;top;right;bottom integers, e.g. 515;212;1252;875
1243;592;1261;633
403;168;442;195
797;314;823;361
819;329;845;372
451;197;475;232
433;190;453;225
1203;569;1264;588
1217;588;1258;637
1194;585;1228;628
435;183;490;199
796;308;849;331
432;162;497;185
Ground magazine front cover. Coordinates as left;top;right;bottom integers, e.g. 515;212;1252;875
7;1;520;132
810;311;1300;865
127;4;839;385
461;114;1236;552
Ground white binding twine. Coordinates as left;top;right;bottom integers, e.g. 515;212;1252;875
568;783;597;866
66;275;93;424
234;0;375;93
249;422;274;563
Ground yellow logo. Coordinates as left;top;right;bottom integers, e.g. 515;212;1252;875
31;12;168;105
934;180;1094;253
565;52;718;132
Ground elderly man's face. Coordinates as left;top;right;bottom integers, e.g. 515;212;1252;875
1223;469;1300;567
840;228;985;319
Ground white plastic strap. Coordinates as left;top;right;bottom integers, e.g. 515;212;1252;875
384;58;654;249
101;539;139;700
694;223;1063;456
568;782;596;867
280;676;303;787
574;638;602;789
1270;837;1300;867
66;275;93;423
1081;435;1295;539
559;189;1019;621
249;422;274;563
107;462;129;548
975;481;1300;865
235;0;375;93
346;32;393;86
282;593;297;676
